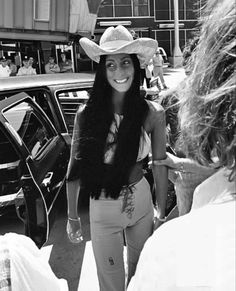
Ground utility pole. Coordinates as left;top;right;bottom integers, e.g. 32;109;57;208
172;0;183;67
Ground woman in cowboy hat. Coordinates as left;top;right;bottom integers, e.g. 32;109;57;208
66;25;168;291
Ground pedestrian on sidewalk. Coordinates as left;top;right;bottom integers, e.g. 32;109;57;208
66;25;168;291
17;56;37;76
153;48;168;90
45;56;60;74
0;56;11;77
59;52;73;73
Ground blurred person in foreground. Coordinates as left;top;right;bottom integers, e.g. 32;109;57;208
0;233;68;291
153;34;218;217
128;0;236;290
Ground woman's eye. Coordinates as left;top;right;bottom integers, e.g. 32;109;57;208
123;60;131;66
106;62;115;69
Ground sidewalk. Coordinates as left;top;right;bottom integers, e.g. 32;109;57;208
163;66;185;89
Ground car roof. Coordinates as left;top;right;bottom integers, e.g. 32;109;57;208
0;73;95;91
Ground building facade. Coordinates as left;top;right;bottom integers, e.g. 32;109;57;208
0;0;203;73
0;0;73;73
95;0;203;56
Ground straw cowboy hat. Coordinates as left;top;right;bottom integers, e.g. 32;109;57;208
79;25;158;67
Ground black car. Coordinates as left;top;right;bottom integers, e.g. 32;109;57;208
0;73;94;247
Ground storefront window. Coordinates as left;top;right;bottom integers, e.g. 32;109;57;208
133;0;149;16
114;0;131;17
34;0;50;21
185;0;198;20
98;0;149;17
98;0;113;17
155;0;170;21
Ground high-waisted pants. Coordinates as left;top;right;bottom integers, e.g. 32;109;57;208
90;177;154;291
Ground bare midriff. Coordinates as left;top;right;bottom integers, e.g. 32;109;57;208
128;160;144;185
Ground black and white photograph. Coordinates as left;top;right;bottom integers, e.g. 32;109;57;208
0;0;235;290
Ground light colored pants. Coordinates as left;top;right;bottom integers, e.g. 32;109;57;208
90;177;154;291
153;66;166;86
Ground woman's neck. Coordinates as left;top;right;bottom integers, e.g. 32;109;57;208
112;90;125;114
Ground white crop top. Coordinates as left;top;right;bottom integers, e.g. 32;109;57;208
104;113;151;164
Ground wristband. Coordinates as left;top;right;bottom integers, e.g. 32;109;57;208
179;161;185;172
157;216;167;222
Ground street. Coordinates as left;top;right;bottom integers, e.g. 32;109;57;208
0;67;186;291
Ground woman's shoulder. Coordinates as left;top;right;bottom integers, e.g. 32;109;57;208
144;100;165;132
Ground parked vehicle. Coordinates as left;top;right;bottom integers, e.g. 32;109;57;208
0;73;94;247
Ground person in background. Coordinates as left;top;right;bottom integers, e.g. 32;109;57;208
131;30;153;89
141;58;153;88
28;56;34;68
59;52;73;73
7;58;17;76
128;0;236;290
17;56;37;76
0;56;11;77
66;25;168;291
45;56;60;74
152;48;168;90
0;233;68;291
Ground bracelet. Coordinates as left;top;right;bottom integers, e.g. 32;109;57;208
179;161;185;172
68;217;80;221
157;216;167;222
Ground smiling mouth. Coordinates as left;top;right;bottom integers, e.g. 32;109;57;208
115;78;128;84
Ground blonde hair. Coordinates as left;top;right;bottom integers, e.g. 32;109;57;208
178;0;236;178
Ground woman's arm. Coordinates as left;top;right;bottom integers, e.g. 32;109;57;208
66;109;82;219
148;102;168;220
66;108;84;243
153;152;217;174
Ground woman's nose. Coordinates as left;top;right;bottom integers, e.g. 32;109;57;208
115;65;126;76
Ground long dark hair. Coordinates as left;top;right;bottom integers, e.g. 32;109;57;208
74;54;149;199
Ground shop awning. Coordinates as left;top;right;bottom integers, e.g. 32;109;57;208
69;0;102;36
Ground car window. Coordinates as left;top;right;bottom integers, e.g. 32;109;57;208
0;90;54;126
0;128;22;198
57;89;90;135
3;101;56;159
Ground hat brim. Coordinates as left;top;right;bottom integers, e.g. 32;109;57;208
79;37;158;67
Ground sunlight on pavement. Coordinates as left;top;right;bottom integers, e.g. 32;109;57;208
40;244;53;261
78;241;128;291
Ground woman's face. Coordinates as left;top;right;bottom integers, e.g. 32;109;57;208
105;53;134;93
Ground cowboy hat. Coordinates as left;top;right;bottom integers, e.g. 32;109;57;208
79;25;158;67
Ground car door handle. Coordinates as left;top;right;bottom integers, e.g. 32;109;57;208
42;172;53;187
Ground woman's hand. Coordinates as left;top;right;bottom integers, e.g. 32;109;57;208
153;216;164;231
152;152;182;170
152;207;166;231
66;217;83;244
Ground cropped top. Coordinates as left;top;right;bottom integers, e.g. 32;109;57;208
104;113;151;164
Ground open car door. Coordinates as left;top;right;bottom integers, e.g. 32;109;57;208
0;92;70;247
